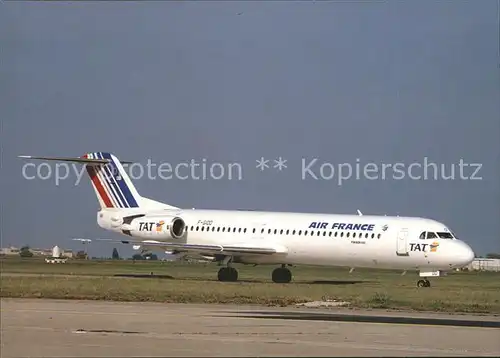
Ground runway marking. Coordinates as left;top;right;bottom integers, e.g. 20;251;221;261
220;311;500;329
72;329;142;335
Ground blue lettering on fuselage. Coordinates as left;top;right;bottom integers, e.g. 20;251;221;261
308;222;329;229
308;221;375;231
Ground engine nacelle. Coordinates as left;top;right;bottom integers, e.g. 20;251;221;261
123;216;186;240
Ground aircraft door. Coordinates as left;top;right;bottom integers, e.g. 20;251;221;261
396;229;409;256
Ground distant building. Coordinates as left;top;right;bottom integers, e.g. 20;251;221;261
0;246;20;255
61;250;73;258
31;248;52;256
466;258;500;272
0;245;73;258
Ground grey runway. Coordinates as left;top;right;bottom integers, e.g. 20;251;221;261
2;298;499;357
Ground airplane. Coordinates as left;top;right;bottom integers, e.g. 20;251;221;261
19;152;476;288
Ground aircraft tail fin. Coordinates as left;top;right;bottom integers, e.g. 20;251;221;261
19;152;178;211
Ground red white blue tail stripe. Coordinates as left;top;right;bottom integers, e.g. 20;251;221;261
83;152;139;208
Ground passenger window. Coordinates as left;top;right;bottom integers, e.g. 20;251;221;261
304;230;308;235
377;233;381;239
353;233;356;238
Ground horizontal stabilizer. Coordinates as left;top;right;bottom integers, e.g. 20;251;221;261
18;155;133;164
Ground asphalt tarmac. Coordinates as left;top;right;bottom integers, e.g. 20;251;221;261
2;298;499;357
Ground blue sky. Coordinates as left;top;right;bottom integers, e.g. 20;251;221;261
1;1;499;257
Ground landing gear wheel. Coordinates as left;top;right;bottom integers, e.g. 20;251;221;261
272;267;292;283
417;279;431;287
217;267;238;282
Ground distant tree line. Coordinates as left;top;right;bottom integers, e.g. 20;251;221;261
19;246;33;258
132;253;158;260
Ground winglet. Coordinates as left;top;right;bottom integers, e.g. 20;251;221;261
357;209;363;216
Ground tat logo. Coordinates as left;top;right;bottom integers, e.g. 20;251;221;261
139;220;166;232
429;241;439;252
156;220;165;232
409;242;440;252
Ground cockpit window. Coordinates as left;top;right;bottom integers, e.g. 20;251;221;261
437;232;454;239
420;231;454;239
426;232;438;239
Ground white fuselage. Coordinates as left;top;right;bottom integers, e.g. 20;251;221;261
98;208;475;272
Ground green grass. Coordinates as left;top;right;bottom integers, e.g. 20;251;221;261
1;257;499;314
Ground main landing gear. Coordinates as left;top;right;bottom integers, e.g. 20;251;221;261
217;266;238;282
216;260;293;283
417;279;431;287
217;256;238;282
272;264;292;283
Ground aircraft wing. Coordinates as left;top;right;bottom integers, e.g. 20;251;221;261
97;239;288;256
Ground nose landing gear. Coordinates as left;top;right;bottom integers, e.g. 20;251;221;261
417;270;445;287
417;279;431;287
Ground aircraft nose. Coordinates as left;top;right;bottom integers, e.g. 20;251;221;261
455;241;475;267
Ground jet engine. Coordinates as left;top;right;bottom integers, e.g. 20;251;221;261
121;215;186;240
